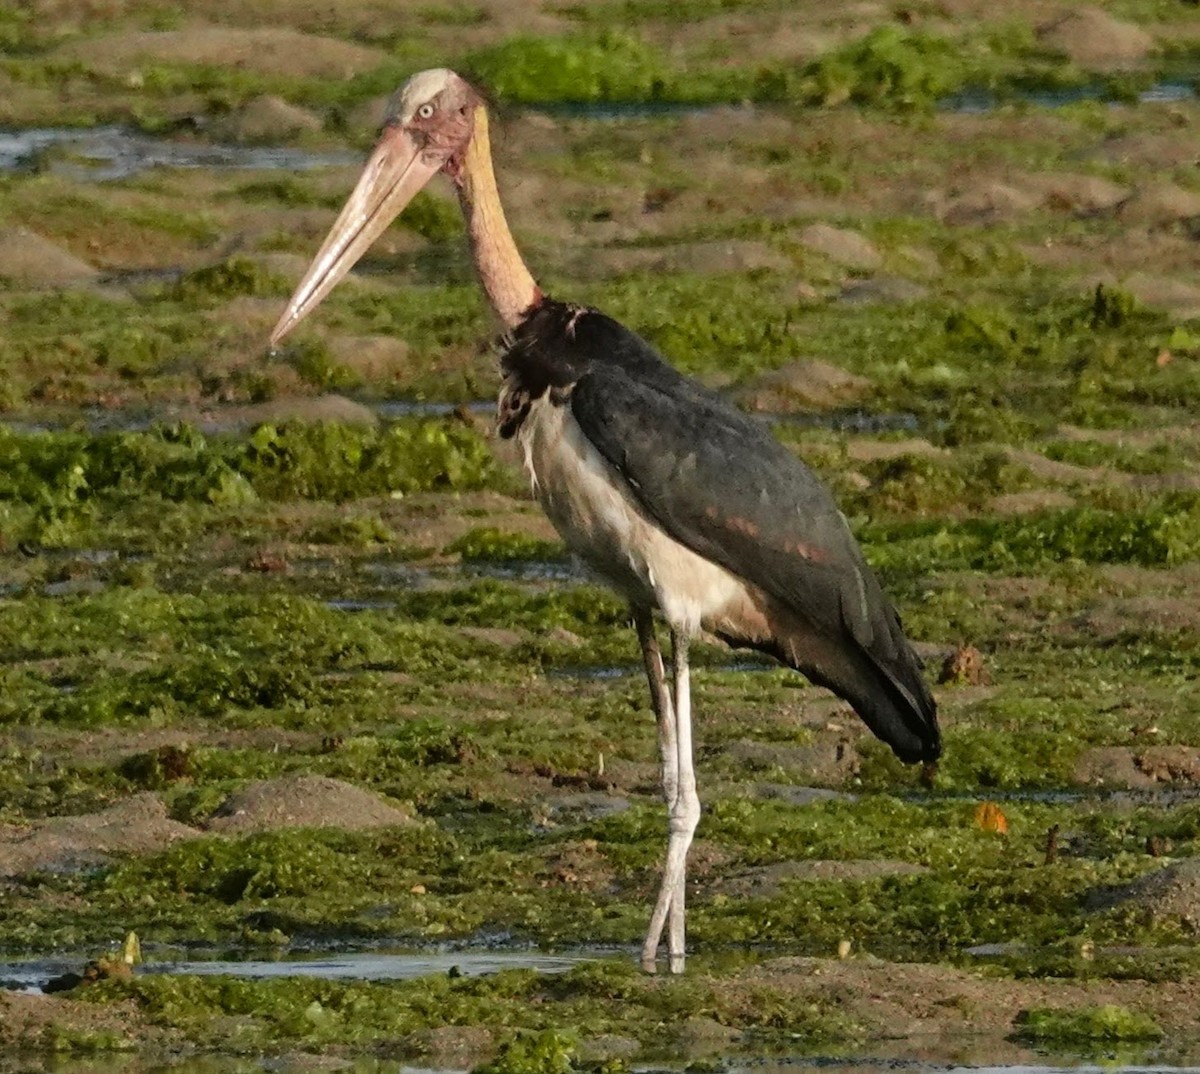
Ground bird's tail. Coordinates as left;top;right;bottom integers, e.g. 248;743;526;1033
726;606;941;765
847;635;940;764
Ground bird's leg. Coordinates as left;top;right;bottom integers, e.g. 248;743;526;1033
635;609;678;809
640;630;700;975
635;610;685;974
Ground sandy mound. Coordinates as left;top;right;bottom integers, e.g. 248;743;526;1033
209;94;323;143
797;223;882;270
591;240;791;278
0;794;198;878
206;774;414;834
1021;173;1129;215
723;737;859;785
329;334;413;383
1119;274;1200;320
739;358;873;412
1117;184;1200;229
1074;745;1200;789
197;393;380;430
0;989;145;1050
1036;7;1155;70
53;27;387;80
0;227;98;287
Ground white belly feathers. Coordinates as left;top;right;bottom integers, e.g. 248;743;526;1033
516;395;747;635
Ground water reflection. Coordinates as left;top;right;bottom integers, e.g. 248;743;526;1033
0;125;357;181
0;948;587;993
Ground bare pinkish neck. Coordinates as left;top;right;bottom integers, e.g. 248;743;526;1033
456;106;541;330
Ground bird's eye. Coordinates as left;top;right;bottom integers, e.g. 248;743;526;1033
417;103;435;119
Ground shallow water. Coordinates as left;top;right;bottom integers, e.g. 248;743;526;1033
2;77;1196;182
0;124;357;180
943;81;1198;114
463;559;581;583
0;948;589;995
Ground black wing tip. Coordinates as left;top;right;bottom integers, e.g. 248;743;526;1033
889;722;942;765
867;674;941;765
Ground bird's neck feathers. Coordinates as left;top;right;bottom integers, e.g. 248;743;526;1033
457;106;542;330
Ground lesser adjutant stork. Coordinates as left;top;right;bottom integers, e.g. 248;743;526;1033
270;69;941;974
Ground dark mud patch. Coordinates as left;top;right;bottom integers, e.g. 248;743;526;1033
723;737;860;785
536;839;620;892
0;793;196;878
1092;859;1200;935
710;859;929;899
206;775;415;835
738;358;874;413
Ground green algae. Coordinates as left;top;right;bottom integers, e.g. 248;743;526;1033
775;26;972;112
68;957;856;1055
170;257;290;304
449;527;567;563
0;419;506;544
1014;1003;1163;1044
464;31;725;105
859;495;1200;576
479;1030;579;1074
1;5;1200;1060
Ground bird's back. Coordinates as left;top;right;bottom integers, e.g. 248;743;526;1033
499;299;940;764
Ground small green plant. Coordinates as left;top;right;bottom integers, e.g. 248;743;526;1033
1014;1004;1162;1044
466;31;673;103
476;1029;578;1074
448;527;565;562
171;257;289;303
1088;284;1139;330
777;26;971;111
401;191;465;242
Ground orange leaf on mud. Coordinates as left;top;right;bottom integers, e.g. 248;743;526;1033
975;801;1008;834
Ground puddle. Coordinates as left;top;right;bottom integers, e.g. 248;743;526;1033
0;948;589;995
549;664;638;680
374;400;495;419
944;80;1198;114
538;79;1199;122
0;125;357;181
549;658;779;681
325;598;398;612
1;76;1195;186
464;559;581;583
773;410;920;434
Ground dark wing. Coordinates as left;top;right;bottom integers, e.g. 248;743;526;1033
570;357;940;764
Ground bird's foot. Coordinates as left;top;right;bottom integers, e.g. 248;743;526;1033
639;945;687;975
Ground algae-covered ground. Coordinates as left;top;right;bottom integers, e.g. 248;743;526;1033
2;0;1200;1070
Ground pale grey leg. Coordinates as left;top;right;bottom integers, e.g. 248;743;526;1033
635;609;679;973
639;628;701;975
635;609;678;809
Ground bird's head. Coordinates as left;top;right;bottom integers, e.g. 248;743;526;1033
269;68;482;347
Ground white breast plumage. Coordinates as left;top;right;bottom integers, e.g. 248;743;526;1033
516;394;747;635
